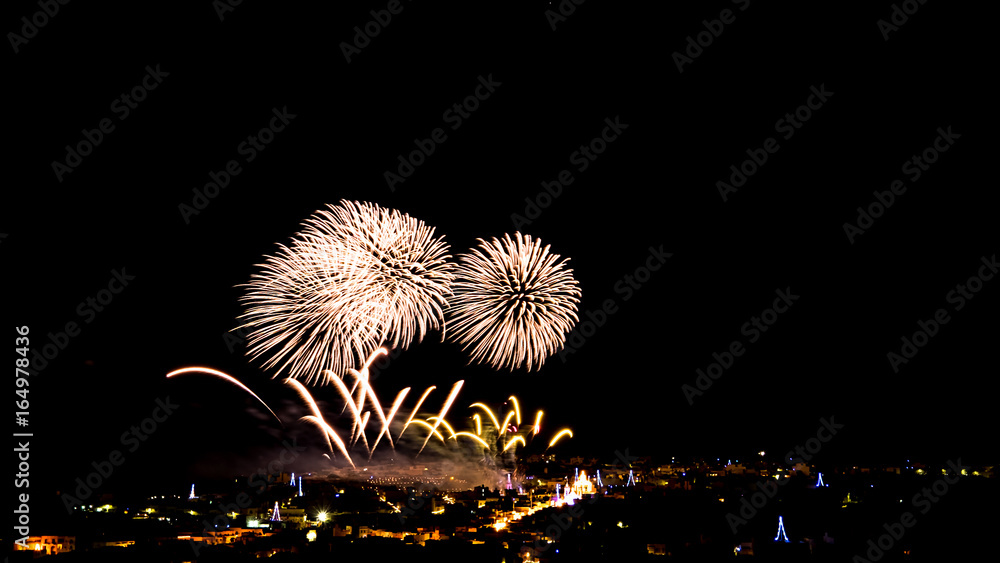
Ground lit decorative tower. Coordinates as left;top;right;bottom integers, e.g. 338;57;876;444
596;470;604;488
626;469;636;486
189;484;196;499
555;483;562;501
570;471;594;496
290;472;295;486
271;501;282;522
575;467;579;480
506;473;513;490
774;515;790;542
816;472;827;487
298;476;303;497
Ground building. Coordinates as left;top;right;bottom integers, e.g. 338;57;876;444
15;535;76;556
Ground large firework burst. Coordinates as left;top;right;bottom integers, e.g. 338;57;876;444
238;201;454;385
446;233;581;371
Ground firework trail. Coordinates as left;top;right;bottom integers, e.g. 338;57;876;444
284;378;334;450
418;380;464;455
427;416;457;439
172;362;574;471
344;358;392;448
301;415;355;468
453;431;491;449
238;200;455;385
470;402;500;433
508;395;522;425
503;436;526;453
345;347;386;400
499;411;516;436
355;411;371;452
165;367;282;423
406;420;446;443
399;386;436;440
547;428;574;449
446;233;581;371
327;376;362;434
370;387;410;454
283;378;358;466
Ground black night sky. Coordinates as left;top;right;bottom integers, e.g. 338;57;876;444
5;0;995;533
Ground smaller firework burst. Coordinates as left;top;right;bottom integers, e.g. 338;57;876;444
446;233;581;371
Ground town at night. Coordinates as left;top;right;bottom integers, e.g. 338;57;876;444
6;1;995;561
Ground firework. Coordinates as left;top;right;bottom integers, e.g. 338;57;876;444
502;436;526;453
370;386;411;453
499;411;516;436
470;402;500;432
405;420;446;443
301;415;355;468
284;378;357;466
355;412;371;452
453;431;491;449
547;428;574;449
508;395;521;425
418;380;464;455
427;416;457;439
343;361;392;448
400;386;436;440
324;372;367;449
165;367;282;423
169;360;576;479
532;410;543;435
238;200;455;385
446;233;581;371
